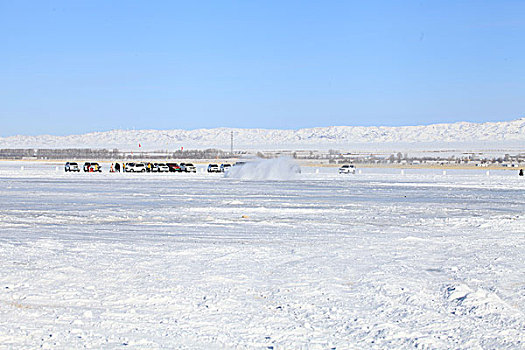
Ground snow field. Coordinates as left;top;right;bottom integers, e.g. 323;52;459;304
0;162;524;348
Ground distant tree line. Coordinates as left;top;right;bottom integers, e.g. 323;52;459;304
1;148;523;165
260;149;525;165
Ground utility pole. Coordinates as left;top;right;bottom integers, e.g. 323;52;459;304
230;131;234;155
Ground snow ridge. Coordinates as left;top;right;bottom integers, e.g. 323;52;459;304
1;118;524;150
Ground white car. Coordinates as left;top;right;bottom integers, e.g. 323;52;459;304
125;163;146;172
181;163;196;173
65;162;80;172
339;164;356;174
154;163;170;172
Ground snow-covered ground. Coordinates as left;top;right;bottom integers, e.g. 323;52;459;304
0;161;523;348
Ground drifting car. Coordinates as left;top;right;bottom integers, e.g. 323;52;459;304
65;162;80;172
290;163;302;174
83;162;102;172
207;164;220;173
338;164;356;174
220;164;231;172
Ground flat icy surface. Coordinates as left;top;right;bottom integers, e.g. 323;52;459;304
0;161;524;349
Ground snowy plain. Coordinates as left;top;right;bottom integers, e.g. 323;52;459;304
0;161;524;349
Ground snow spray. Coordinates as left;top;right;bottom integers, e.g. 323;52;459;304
225;157;301;181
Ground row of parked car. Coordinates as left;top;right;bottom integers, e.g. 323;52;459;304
64;162;235;173
64;161;199;173
121;162;197;173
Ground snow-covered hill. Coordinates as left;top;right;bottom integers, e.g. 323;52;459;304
1;118;524;151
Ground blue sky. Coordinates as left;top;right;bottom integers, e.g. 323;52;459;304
1;1;524;136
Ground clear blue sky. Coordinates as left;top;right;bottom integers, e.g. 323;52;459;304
1;0;524;136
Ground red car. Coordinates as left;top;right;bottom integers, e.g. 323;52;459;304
166;163;182;172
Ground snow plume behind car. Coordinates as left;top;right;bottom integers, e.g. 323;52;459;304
225;157;301;181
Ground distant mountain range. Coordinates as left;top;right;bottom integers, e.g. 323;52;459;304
1;118;524;152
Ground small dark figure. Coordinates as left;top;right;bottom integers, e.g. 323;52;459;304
520;169;524;176
115;163;120;172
